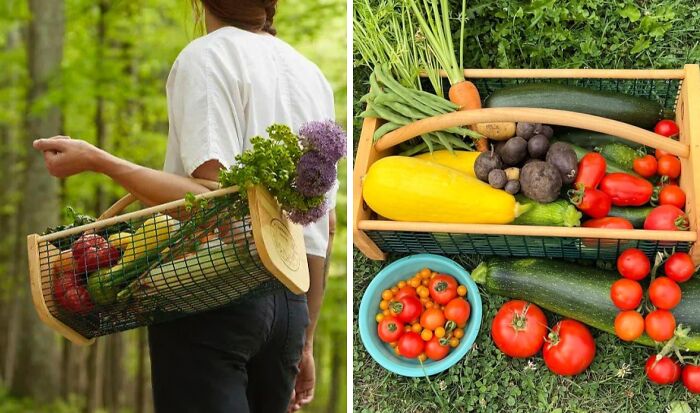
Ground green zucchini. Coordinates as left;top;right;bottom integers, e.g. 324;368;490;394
471;257;700;351
598;143;639;170
607;205;654;228
513;196;581;227
484;83;662;129
560;140;641;177
556;130;644;150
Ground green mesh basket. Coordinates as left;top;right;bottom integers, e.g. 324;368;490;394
28;184;309;345
354;67;700;262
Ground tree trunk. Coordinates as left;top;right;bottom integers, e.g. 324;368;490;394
93;0;109;214
85;338;106;413
326;331;343;413
10;0;65;401
135;328;147;413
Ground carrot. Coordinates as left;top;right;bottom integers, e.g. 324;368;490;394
448;80;482;110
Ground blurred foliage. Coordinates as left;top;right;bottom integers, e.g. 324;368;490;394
0;0;346;411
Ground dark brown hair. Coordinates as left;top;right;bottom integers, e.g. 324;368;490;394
198;0;278;35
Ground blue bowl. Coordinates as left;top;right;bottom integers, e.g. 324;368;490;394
358;254;482;377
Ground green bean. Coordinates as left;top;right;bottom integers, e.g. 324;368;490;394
377;65;457;112
368;71;383;95
376;67;454;117
445;134;473;150
373;122;402;141
434;132;456;154
375;93;443;119
423;134;435;153
359;107;379;118
371;103;413;125
399;142;429;156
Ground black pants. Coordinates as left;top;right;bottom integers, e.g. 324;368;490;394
148;288;309;413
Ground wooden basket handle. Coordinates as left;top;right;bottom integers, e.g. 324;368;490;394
374;107;690;158
97;178;221;220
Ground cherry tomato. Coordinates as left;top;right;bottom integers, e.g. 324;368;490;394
644;205;689;231
664;252;695;283
610;278;643;310
542;320;596;376
614;311;644;342
599;173;653;207
394;286;417;300
645;355;680;385
390;296;422;323
658;185;686;209
570;187;611;218
654;119;679;138
420;329;433;341
428;274;458;305
575;152;606;189
420;307;446;331
657;155;681;179
656;148;671;159
424;337;450;361
645;310;676;342
491;300;548;358
633;155;658;178
649;277;682;310
53;273;94;315
444;298;471;327
582;217;633;230
617;248;650;280
377;315;404;343
397;332;425;358
682;364;700;394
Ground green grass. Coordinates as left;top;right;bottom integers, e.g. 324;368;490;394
353;252;700;412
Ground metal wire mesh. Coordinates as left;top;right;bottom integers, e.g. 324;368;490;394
38;192;282;339
366;230;691;261
372;76;690;260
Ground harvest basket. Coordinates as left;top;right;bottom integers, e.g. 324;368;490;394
354;66;700;261
27;182;309;345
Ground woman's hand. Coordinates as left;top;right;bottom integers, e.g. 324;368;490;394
33;136;102;178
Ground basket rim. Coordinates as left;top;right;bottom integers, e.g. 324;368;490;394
34;185;240;243
431;67;690;79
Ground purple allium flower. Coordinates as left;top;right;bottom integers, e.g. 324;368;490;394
287;200;328;226
295;151;336;197
298;120;346;163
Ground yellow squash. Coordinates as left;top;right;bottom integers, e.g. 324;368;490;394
107;232;133;250
363;156;523;224
414;150;479;177
119;214;178;265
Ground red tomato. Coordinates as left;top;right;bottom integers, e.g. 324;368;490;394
682;365;700;394
656;148;671;159
644;205;689;231
645;355;681;385
444;298;471;327
428;274;458;305
616;248;650;280
394;286;417;300
424;337;450;361
614;311;645;342
491;300;548;358
649;277;682;310
570;187;611;218
657;155;681;179
599;173;653;207
543;320;596;376
610;278;643;310
664;252;695;283
397;332;425;358
53;272;94;315
575;152;606;189
633;155;658;178
645;310;676;342
583;217;633;230
391;296;422;323
420;308;446;330
654;119;680;138
658;185;686;209
377;316;404;343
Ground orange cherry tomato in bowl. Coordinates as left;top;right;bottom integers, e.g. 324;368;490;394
617;248;650;280
614;311;644;342
645;310;676;342
658;185;686;209
633;155;658;178
428;274;458;305
657;155;681;179
649;277;682;310
444;298;471;327
420;307;446;331
610;278;643;310
424;336;450;361
664;252;695;283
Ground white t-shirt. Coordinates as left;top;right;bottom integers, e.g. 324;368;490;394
163;26;337;258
